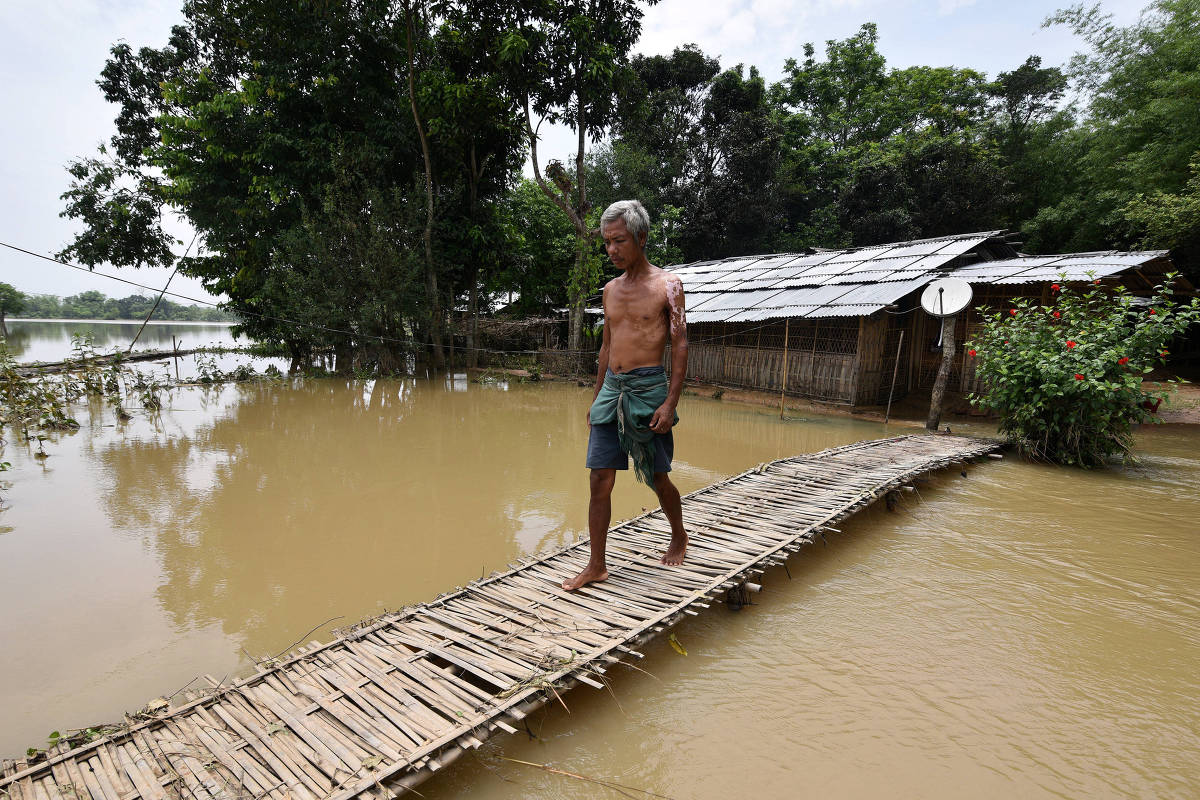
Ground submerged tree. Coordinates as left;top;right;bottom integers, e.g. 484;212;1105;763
0;283;26;337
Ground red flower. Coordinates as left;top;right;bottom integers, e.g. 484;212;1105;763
1118;356;1130;365
968;349;977;357
1052;311;1061;319
1066;340;1077;348
1094;279;1101;285
1010;308;1017;316
1004;340;1009;344
1149;308;1156;315
1075;374;1085;380
1161;349;1169;357
1051;283;1060;291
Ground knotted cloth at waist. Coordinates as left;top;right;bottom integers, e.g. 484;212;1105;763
588;367;679;485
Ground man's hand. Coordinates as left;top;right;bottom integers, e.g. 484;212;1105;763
649;403;676;434
585;407;592;428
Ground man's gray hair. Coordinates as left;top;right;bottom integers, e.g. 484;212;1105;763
600;200;650;243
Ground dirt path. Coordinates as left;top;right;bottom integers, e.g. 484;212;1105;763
1147;380;1200;423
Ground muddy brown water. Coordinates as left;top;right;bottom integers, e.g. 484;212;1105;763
4;320;242;363
1;365;1198;797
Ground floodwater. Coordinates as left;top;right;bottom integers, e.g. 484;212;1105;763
4;319;241;364
1;326;1199;798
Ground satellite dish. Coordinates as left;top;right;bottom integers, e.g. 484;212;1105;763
920;278;973;317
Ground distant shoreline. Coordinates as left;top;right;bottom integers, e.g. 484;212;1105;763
9;318;234;326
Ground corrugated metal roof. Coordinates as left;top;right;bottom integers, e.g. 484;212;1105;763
669;232;1000;319
970;252;1168;285
665;234;1167;321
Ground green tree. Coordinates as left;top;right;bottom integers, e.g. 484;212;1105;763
22;295;62;319
422;0;529;365
1123;153;1200;264
492;178;577;314
60;0;432;370
773;24;1006;248
590;47;783;261
0;283;26;337
838;133;1012;244
1026;0;1200;276
776;24;894;153
63;291;108;319
507;0;656;356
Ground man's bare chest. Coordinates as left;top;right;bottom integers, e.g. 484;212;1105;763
607;285;667;326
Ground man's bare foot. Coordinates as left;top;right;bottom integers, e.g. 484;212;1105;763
661;534;687;566
563;564;609;591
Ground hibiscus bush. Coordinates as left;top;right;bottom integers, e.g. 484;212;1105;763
966;273;1200;467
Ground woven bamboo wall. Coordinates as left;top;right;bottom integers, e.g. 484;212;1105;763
912;285;1044;395
686;319;862;403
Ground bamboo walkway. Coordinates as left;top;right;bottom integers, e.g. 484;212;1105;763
2;433;999;800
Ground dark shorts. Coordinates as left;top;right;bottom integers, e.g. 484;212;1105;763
586;423;674;473
586;364;674;474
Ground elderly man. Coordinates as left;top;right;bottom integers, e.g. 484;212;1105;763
563;200;688;592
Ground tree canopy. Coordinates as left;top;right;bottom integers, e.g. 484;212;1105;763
59;0;1200;373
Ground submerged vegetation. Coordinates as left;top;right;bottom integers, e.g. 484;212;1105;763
0;334;282;495
967;275;1200;466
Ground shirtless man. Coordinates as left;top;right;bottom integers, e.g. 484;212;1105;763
562;200;688;592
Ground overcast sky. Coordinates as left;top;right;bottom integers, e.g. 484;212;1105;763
0;0;1147;303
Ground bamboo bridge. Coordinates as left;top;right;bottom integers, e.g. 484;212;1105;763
2;433;1000;800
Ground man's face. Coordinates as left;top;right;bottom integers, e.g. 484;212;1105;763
602;218;645;271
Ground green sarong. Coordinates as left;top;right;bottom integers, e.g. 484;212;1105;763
589;369;679;486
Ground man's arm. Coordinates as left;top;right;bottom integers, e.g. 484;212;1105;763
589;285;611;425
650;275;687;433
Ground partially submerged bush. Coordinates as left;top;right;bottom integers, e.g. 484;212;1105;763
967;274;1200;467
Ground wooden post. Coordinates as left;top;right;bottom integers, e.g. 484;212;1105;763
809;319;820;399
720;322;728;382
926;315;956;431
884;331;904;424
780;317;790;419
172;335;180;381
753;328;762;390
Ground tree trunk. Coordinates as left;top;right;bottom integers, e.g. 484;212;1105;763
404;0;445;371
926;314;957;431
334;340;354;376
567;235;588;373
467;274;480;369
523;92;595;377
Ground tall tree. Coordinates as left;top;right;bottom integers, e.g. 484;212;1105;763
59;0;433;370
508;0;655;355
987;55;1072;225
589;46;782;262
1026;0;1200;272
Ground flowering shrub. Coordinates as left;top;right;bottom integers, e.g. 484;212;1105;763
967;273;1200;467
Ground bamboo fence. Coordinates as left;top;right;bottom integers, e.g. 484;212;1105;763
1;433;1000;800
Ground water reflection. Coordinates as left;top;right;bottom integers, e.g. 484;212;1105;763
5;319;240;362
90;381;878;649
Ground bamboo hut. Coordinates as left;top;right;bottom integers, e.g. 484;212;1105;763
669;231;1184;406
